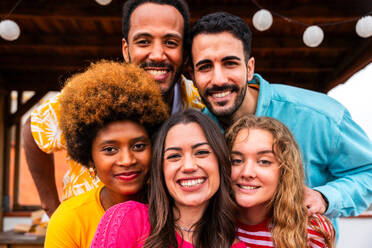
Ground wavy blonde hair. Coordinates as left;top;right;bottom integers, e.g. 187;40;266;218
225;115;334;248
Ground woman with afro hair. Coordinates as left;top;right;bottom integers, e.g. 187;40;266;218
44;60;169;248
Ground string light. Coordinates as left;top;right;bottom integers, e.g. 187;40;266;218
0;0;23;41
252;9;273;31
95;0;112;6
0;19;20;41
251;0;372;48
356;16;372;38
303;25;324;47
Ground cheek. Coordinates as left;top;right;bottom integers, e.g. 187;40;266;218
168;49;183;65
230;167;240;182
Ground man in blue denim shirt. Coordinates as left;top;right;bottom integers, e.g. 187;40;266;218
188;12;372;233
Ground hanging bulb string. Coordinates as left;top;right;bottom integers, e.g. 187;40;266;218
2;0;23;20
251;0;372;27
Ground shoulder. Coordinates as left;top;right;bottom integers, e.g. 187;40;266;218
179;75;204;110
52;187;100;218
258;74;347;123
91;201;150;248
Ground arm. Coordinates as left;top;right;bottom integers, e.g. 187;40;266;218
44;203;79;248
313;112;372;218
23;116;60;216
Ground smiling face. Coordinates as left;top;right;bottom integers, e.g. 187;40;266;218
122;3;184;95
192;32;255;117
231;128;280;213
163;122;220;210
91;120;151;202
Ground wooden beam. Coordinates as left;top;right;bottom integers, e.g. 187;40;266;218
324;39;372;92
9;91;49;125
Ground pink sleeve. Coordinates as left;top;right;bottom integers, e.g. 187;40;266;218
90;201;150;248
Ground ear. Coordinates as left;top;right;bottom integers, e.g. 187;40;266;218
122;38;130;62
246;57;255;81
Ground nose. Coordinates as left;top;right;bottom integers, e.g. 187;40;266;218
240;160;256;179
116;148;136;167
148;41;166;62
211;64;228;86
181;154;197;173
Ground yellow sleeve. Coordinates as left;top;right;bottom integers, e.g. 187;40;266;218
180;76;205;111
44;203;80;248
30;93;65;153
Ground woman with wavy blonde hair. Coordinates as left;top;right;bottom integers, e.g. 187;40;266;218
225;115;335;248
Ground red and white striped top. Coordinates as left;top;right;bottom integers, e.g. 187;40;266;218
237;214;334;248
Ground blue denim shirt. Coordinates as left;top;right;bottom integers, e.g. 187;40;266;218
203;74;372;234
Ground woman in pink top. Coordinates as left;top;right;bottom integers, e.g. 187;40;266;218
225;115;335;248
91;110;245;248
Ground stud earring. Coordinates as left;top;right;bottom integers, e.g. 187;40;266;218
88;166;97;179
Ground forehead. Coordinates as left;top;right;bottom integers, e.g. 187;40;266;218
165;122;207;147
192;32;245;62
128;3;184;38
95;120;147;140
232;128;274;152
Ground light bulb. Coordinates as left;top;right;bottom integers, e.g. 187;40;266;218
252;9;273;31
303;25;324;47
95;0;112;6
0;19;20;41
356;16;372;38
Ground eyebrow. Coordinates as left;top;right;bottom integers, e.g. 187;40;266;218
164;142;209;152
195;56;241;68
231;149;274;155
195;59;211;68
98;136;149;146
222;56;241;62
132;32;182;41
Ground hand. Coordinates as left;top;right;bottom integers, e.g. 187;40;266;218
304;186;328;216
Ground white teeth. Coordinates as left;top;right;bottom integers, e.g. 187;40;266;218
239;185;259;190
179;178;206;187
213;91;230;98
146;70;168;76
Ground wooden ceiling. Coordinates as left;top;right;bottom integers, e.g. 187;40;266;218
1;0;372;93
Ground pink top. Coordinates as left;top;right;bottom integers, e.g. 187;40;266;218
90;201;246;248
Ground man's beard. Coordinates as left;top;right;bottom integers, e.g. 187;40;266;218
201;82;247;118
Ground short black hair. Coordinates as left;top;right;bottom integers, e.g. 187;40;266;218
122;0;190;44
188;11;252;63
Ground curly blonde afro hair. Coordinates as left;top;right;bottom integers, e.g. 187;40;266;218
60;60;169;166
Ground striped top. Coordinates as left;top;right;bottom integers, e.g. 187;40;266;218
237;214;334;248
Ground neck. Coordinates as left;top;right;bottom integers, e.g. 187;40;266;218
238;204;271;225
220;86;258;130
174;203;207;243
100;186;139;211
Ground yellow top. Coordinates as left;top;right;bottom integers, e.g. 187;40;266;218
44;184;105;248
30;76;204;200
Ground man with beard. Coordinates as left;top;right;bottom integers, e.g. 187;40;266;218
189;12;372;235
23;0;203;217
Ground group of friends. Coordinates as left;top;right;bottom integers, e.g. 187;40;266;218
22;0;372;247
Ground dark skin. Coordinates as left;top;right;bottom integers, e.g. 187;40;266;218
23;117;60;216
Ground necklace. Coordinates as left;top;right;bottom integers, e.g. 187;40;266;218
176;224;195;233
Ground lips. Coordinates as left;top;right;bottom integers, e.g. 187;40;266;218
140;62;173;82
178;178;206;188
114;171;141;181
237;184;260;190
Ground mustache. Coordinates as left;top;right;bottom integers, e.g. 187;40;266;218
205;84;239;96
140;61;173;71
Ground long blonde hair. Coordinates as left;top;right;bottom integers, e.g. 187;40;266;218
226;115;334;248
